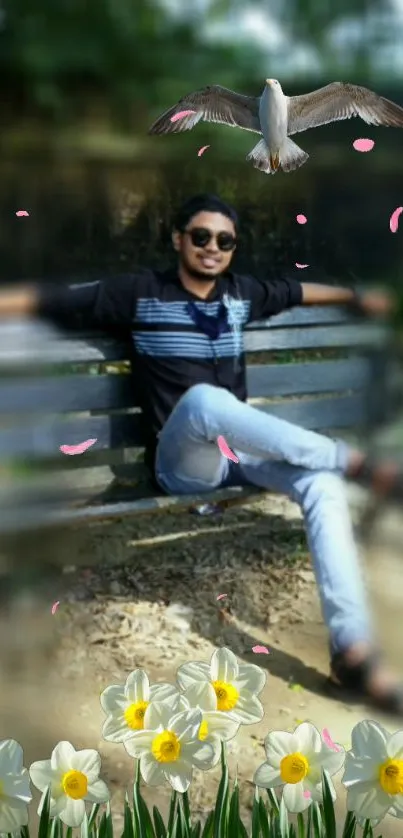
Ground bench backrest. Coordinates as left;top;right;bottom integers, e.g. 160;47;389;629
0;307;390;476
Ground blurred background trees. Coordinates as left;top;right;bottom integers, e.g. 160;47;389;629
0;0;402;298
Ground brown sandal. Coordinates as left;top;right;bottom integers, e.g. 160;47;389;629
348;457;403;500
327;650;403;716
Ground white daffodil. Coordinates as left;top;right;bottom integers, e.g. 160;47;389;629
124;702;215;792
253;722;345;813
180;683;240;765
100;669;187;743
176;647;266;726
0;739;32;833
29;741;109;827
342;719;403;822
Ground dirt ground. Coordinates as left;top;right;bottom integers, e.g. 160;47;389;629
1;488;402;836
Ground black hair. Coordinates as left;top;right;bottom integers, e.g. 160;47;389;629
172;193;238;232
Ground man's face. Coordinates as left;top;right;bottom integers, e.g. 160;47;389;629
173;211;237;280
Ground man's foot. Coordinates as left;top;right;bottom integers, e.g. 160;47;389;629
345;452;403;499
327;644;403;716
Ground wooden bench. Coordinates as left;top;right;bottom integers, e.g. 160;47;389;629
0;306;396;535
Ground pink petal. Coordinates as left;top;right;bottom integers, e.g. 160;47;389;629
170;110;197;123
217;435;239;463
322;728;341;752
353;138;375;152
252;645;270;655
295;263;309;269
296;214;307;224
16;210;29;217
60;438;97;456
198;145;210;157
389;206;403;233
51;601;60;615
216;593;227;601
303;790;311;799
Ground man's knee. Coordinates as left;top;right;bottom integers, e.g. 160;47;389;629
297;471;348;512
183;383;235;415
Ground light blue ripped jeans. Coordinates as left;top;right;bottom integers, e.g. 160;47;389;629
155;383;374;655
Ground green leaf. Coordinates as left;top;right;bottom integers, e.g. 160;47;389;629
177;801;189;838
50;817;60;838
38;786;52;838
169;813;181;838
320;772;336;838
89;805;102;833
296;812;306;838
123;797;135;838
228;784;241;837
200;812;214;838
181;792;192;838
138;792;156;838
98;811;109;838
153;806;167;838
362;820;374;838
266;789;280;817
191;824;202;838
81;812;90;838
306;804;312;838
105;803;114;838
258;797;270;838
311;803;323;838
279;797;289;838
341;810;357;838
167;793;178;838
251;787;261;838
133;764;146;838
213;744;230;838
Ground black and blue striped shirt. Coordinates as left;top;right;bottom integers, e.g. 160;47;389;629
38;267;303;470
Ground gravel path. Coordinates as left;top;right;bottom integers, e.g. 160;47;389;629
1;490;402;835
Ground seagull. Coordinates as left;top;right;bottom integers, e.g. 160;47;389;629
148;79;403;174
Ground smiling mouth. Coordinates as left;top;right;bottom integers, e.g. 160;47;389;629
199;256;221;267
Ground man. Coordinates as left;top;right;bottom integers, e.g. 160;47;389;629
0;192;402;713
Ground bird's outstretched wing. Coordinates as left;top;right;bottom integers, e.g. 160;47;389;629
148;85;261;135
287;82;403;135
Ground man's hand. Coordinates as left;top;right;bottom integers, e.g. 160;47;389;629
355;289;396;318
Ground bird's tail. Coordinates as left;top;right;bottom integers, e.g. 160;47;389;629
246;137;309;174
279;137;309;172
246;139;273;174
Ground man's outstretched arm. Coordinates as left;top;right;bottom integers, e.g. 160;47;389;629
300;282;395;317
0;285;38;318
0;275;139;330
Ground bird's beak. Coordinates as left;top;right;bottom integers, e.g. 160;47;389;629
265;79;272;86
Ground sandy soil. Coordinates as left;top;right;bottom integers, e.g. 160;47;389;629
1;490;402;836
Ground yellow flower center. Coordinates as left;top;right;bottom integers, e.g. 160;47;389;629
199;720;209;741
151;730;181;763
379;759;403;795
124;700;149;730
212;680;239;711
280;753;309;784
61;770;88;799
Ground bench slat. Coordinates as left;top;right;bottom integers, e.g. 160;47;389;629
0;485;263;534
0;314;387;366
0;357;370;414
244;324;386;352
0;393;367;459
248;306;358;328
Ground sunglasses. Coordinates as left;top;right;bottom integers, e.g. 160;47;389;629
183;227;237;252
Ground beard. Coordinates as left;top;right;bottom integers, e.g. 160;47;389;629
180;253;225;282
